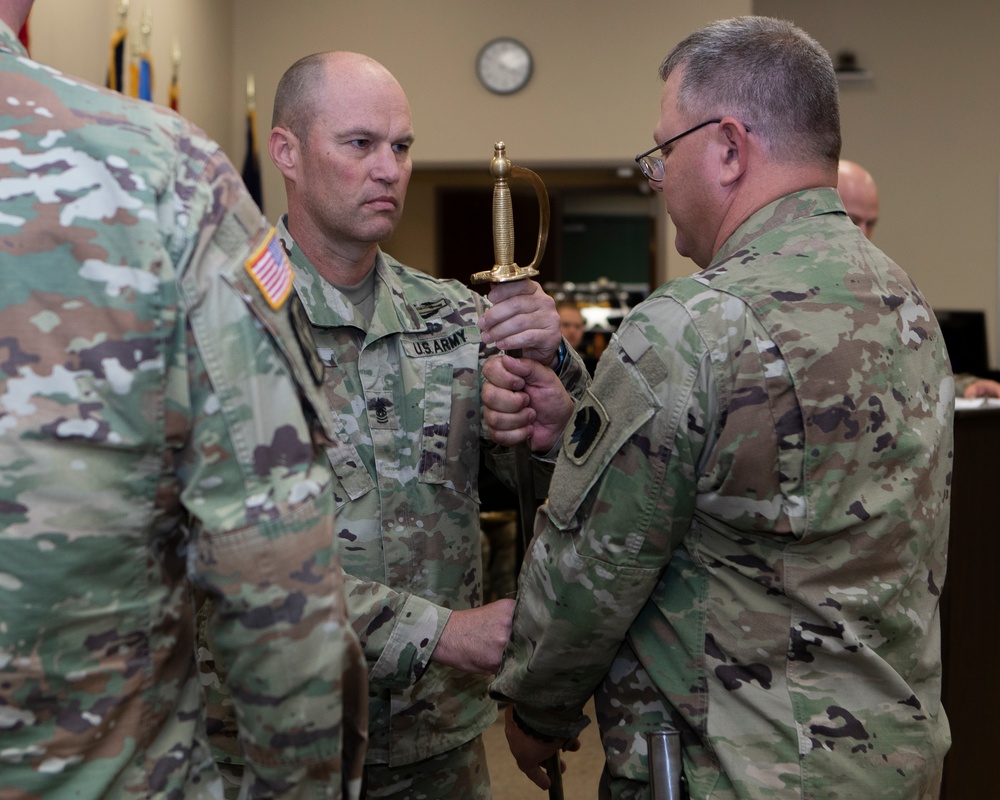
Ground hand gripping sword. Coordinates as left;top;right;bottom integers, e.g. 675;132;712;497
470;142;564;800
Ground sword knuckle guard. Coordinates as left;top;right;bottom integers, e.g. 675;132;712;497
469;142;548;286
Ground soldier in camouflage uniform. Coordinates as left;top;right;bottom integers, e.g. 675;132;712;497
485;17;953;800
199;51;590;800
0;1;365;797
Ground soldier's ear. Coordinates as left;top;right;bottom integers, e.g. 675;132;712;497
268;127;298;180
717;116;749;188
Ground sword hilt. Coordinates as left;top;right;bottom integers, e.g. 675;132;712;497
470;142;549;285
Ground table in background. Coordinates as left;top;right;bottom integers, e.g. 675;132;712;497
940;407;1000;798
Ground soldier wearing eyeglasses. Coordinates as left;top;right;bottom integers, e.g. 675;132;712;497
486;16;953;800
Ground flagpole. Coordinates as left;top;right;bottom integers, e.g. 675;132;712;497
107;0;128;92
168;39;180;112
137;7;153;102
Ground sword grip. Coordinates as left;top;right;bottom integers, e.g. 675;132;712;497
493;171;515;269
470;142;546;285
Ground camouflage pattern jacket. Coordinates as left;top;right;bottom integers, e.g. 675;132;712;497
492;189;954;799
0;24;364;800
273;219;589;766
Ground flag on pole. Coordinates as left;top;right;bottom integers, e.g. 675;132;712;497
106;1;128;92
137;50;153;101
132;6;153;101
168;74;179;111
18;14;29;54
128;46;140;98
168;40;180;112
241;74;264;209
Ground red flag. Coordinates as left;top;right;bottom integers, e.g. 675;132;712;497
168;75;179;112
18;15;29;54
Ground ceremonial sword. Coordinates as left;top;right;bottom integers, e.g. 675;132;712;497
470;142;564;800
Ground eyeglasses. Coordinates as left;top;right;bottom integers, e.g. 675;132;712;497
635;118;751;182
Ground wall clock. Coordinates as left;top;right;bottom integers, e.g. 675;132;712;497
476;37;533;95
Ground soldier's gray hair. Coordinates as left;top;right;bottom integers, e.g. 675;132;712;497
272;52;329;140
659;16;841;166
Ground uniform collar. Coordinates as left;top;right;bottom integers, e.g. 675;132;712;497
275;215;428;338
712;187;846;268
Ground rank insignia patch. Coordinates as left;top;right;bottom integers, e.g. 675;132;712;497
565;394;608;465
245;228;293;310
415;298;448;319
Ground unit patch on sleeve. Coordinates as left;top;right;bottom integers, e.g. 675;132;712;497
245;228;293;310
564;391;608;465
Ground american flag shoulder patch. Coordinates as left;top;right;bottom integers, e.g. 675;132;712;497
245;228;293;310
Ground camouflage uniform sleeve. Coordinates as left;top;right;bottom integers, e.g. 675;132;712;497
490;296;711;737
345;571;451;689
175;145;364;796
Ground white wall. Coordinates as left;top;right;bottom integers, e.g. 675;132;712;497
757;0;1000;367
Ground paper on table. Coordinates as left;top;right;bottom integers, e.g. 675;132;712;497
955;397;1000;410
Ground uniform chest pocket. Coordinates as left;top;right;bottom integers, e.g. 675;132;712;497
417;345;481;499
324;432;376;509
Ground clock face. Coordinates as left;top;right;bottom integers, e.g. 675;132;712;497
477;37;533;95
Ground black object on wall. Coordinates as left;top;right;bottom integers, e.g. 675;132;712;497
935;309;990;376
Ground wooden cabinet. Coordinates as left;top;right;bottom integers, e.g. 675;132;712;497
940;408;1000;798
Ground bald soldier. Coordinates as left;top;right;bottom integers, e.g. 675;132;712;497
201;51;590;800
836;159;880;239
